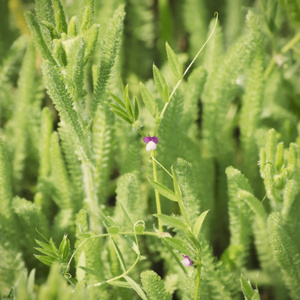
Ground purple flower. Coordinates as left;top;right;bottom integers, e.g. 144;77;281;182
143;136;159;151
181;255;193;267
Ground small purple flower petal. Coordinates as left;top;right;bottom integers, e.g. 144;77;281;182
143;136;159;144
143;136;152;144
181;255;193;267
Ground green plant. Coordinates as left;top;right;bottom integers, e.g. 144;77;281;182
1;0;300;299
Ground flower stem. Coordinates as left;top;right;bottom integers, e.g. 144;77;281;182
152;150;163;232
194;263;202;300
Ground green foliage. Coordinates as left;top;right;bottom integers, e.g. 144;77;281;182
240;274;260;300
268;212;300;299
2;0;300;299
141;270;171;300
91;5;125;119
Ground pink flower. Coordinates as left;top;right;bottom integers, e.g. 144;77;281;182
181;255;193;267
143;136;159;151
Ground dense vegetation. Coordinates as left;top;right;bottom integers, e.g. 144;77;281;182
1;0;300;299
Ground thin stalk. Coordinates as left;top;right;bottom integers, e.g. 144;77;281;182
264;32;300;79
79;149;100;231
194;263;202;300
92;255;140;287
159;12;219;120
152;150;163;232
151;155;173;178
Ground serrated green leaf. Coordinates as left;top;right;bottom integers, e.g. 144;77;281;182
148;178;177;202
163;237;194;257
52;0;68;33
40;21;60;39
25;12;56;65
165;42;182;80
84;24;100;63
193;210;209;237
124;276;148;300
154;214;188;232
67;16;78;36
153;64;167;98
140;82;157;118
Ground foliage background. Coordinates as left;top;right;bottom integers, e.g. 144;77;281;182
1;0;300;299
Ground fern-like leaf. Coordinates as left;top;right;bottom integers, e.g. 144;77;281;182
49;132;72;210
225;167;253;268
42;60;85;148
0;138;12;217
267;212;300;299
140;270;172;300
91;5;125;119
173;158;201;224
92;105;114;201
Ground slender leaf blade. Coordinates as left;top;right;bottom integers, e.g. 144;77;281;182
165;42;182;80
148;178;177;202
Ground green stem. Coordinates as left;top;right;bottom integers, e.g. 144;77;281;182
194;263;202;300
92;255;141;287
152;150;163;232
264;32;300;79
79;149;100;231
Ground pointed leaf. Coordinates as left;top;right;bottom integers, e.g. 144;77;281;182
123;236;139;255
34;255;55;266
111;108;133;124
111;238;126;272
140;82;157;118
108;280;132;289
34;247;58;259
125;93;133;119
52;0;68;33
109;92;126;109
193;210;209;237
124;276;148;300
134;97;139;121
165;42;182;80
241;274;257;300
163;237;194;257
153;64;167;98
148;178;177;202
78;266;99;278
163;84;169;103
154;214;188;232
